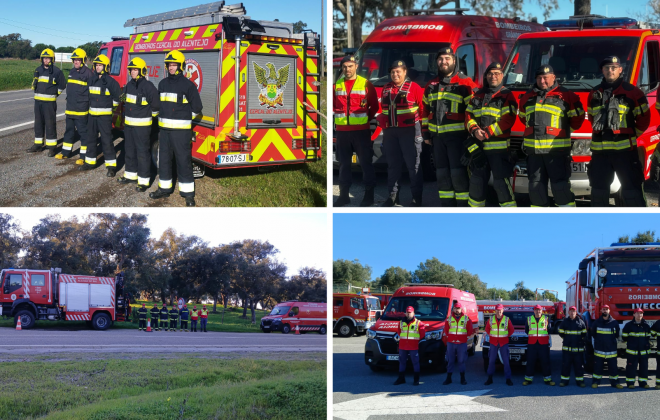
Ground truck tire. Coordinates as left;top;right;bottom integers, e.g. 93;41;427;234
319;325;327;335
336;322;355;338
15;310;35;330
282;323;291;334
92;313;111;331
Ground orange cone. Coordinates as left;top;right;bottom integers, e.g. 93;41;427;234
16;317;22;331
295;325;300;335
146;320;152;332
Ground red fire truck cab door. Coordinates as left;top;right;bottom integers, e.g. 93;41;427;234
288;306;300;325
1;271;25;302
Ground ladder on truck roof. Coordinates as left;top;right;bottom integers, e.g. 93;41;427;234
124;1;247;32
301;30;321;161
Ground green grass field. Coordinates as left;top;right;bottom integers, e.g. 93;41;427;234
0;59;73;91
0;354;326;420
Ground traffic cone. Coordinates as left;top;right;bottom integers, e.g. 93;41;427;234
146;320;152;332
295;325;300;335
16;317;22;331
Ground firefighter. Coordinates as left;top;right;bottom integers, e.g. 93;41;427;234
622;307;651;388
150;302;160;331
169;305;179;332
191;305;199;332
484;304;514;386
421;47;478;207
465;62;519;207
393;306;426;386
523;305;554;385
160;304;169;331
591;304;623;388
377;60;426;207
117;57;160;191
200;305;209;332
57;48;93;162
443;302;474;385
558;306;587;387
27;48;66;157
650;313;660;388
137;303;148;331
587;56;650;207
333;55;379;207
80;54;121;176
149;50;203;207
518;65;584;207
180;304;189;332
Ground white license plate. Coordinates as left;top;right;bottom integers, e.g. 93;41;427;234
386;355;399;361
262;326;270;329
219;154;249;164
571;162;587;172
509;348;524;354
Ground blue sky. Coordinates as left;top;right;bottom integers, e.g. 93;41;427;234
334;213;660;300
0;0;326;48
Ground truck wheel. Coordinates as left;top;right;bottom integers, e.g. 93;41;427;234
282;324;291;334
336;322;355;338
92;313;111;331
15;310;35;329
319;325;327;335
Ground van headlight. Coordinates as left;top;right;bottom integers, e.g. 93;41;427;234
367;329;376;339
425;328;443;340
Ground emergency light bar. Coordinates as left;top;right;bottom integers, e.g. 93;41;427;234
403;283;455;287
610;242;660;246
544;17;638;31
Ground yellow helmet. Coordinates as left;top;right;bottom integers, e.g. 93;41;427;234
127;57;148;78
93;54;110;73
71;48;87;65
40;48;55;64
164;50;185;73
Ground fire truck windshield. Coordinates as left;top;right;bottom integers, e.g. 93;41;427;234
269;306;291;316
381;297;450;321
503;36;639;91
355;42;451;87
366;297;380;311
601;259;660;287
503;311;534;327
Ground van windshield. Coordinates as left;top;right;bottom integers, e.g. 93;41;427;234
503;36;639;91
381;297;450;321
269;306;291;316
355;42;451;87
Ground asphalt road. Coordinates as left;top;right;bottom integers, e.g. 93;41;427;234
0;328;327;354
333;334;658;420
0;89;67;138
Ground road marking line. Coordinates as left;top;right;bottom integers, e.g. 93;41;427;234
0;97;32;104
0;113;65;132
0;89;32;94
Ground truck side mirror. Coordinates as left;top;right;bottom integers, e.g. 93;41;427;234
578;258;592;270
376;311;382;321
578;270;588;287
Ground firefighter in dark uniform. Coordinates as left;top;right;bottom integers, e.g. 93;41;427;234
150;303;160;331
591;304;623;388
465;62;519;207
149;50;203;207
57;48;93;162
587;55;650;207
650;313;660;388
191;305;199;332
117;57;160;191
518;65;584;207
558;306;587;387
523;305;554;385
159;304;169;331
137;303;148;331
180;304;189;332
333;55;379;207
378;60;426;206
80;54;121;176
622;307;652;388
422;47;478;207
169;305;179;332
27;48;66;157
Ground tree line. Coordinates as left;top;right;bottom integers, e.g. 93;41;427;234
0;213;326;324
0;33;103;62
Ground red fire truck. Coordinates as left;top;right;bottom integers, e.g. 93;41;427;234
476;299;556;329
333;292;380;337
501;15;660;202
99;1;321;178
332;7;545;174
0;268;130;330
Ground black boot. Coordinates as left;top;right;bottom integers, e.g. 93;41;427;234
26;144;43;153
359;187;374;207
117;176;137;184
136;185;149;192
393;373;406;385
460;372;467;385
443;373;452;385
413;373;420;386
106;168;117;177
185;197;196;207
79;163;95;171
381;192;400;207
149;188;171;199
484;376;493;385
47;148;57;157
334;185;351;207
409;195;423;207
506;378;514;386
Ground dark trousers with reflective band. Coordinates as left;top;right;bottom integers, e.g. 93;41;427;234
527;153;575;207
86;115;115;166
398;349;420;373
139;319;146;330
336;129;376;189
446;342;467;373
468;151;516;207
432;132;469;207
170;319;177;330
200;318;207;331
158;128;195;197
560;351;584;383
525;343;552;382
588;150;646;207
34;100;57;149
62;116;88;157
181;320;188;330
124;125;152;185
593;354;619;384
626;353;649;385
191;320;198;331
160;320;168;330
487;344;512;379
383;126;423;198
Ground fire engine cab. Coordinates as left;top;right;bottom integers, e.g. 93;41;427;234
502;15;660;202
99;1;321;178
333;292;380;337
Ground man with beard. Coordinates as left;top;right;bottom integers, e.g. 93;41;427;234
393;306;426;386
558;306;587;387
465;62;519;207
518;65;584;207
421;47;478;207
622;307;651;388
590;305;623;388
587;56;650;206
443;302;474;385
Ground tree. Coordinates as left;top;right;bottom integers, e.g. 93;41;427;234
55;46;75;53
511;280;535;300
333;259;372;289
618;231;658;244
334;0;380;49
377;266;411;291
77;41;104;63
284;267;327;302
0;214;23;268
413;257;460;285
468;0;559;21
486;287;511;300
574;0;590;16
541;290;558;302
292;20;308;33
33;43;55;58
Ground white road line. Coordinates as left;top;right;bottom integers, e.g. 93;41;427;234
0;97;32;104
0;113;65;132
0;89;31;94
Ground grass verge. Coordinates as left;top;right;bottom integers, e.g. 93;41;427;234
0;59;72;91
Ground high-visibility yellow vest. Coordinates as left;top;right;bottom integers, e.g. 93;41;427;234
400;318;421;341
334;76;369;127
448;315;468;335
490;315;509;337
528;315;549;345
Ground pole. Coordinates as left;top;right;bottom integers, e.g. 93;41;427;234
320;0;324;77
347;0;353;48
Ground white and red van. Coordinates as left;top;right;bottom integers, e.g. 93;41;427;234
260;301;327;334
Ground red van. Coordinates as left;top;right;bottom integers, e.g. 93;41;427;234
260;301;327;334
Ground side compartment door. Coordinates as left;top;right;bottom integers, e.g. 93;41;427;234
635;38;660;175
29;272;49;305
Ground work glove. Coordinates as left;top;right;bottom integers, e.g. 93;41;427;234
591;110;605;132
606;98;621;132
461;137;487;168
